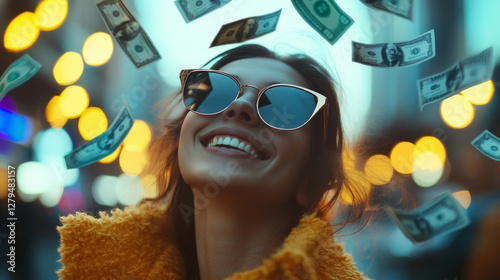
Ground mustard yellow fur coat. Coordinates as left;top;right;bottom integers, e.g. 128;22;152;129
57;202;370;280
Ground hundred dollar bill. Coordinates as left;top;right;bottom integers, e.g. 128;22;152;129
471;130;500;161
291;0;353;45
65;101;133;169
0;54;41;102
210;9;281;48
353;29;435;68
175;0;231;23
96;0;161;68
385;192;470;243
360;0;413;21
418;46;494;110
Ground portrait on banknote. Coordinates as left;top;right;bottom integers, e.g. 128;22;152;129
446;64;464;92
381;43;404;67
235;18;258;42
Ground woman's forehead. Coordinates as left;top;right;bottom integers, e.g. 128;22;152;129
218;57;308;87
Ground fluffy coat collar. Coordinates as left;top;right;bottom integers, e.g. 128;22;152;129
57;202;369;280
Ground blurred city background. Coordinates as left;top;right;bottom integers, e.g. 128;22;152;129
1;0;499;279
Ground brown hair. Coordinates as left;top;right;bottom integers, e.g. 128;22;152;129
142;44;369;277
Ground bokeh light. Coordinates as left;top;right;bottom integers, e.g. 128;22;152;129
0;108;33;144
116;174;143;205
92;175;119;206
35;0;68;31
17;161;56;195
414;136;446;167
440;94;475;129
123;120;151;150
45;96;67;128
98;145;122;164
412;152;444;187
461;80;495;105
140;174;158;199
364;154;394;185
58;189;86;214
119;146;148;175
39;181;64;208
82;32;114;66
4;12;40;52
390;141;416;174
59;85;89;119
452;190;472;209
0;167;7;200
53;51;84;85
78;107;108;141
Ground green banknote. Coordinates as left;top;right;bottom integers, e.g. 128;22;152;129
291;0;354;45
0;54;41;102
471;130;500;161
65;100;134;169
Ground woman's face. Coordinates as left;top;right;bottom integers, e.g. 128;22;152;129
178;58;312;204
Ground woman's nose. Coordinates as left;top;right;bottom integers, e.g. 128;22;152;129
222;86;260;126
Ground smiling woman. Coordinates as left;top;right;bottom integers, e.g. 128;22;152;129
56;44;371;280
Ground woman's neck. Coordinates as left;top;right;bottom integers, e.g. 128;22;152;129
193;193;298;280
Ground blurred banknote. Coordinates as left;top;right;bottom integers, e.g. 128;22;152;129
210;9;281;47
471;130;500;161
0;54;41;101
96;0;161;68
385;192;470;243
65;101;133;169
353;29;435;67
175;0;231;23
291;0;353;45
418;46;494;110
360;0;413;21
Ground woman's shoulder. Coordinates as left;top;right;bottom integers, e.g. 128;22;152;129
57;201;186;279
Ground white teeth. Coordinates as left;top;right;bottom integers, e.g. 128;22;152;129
229;138;239;148
207;135;261;159
238;142;245;150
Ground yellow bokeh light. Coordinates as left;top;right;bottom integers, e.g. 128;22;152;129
452;190;472;209
0;167;7;200
341;167;371;205
59;85;89;119
45;96;67;128
119;146;148;175
53;51;84;85
4;12;41;52
123;120;151;150
78;107;108;141
414;136;446;167
440;94;475;129
82;32;114;66
98;145;122;164
364;154;394;185
412;152;444;187
35;0;68;31
461;80;495;105
390;142;415;174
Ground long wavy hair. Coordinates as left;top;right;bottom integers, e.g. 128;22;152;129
142;44;369;277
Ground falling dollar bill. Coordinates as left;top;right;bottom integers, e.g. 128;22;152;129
96;0;161;68
210;9;281;47
65;101;134;169
353;29;435;67
385;192;470;243
360;0;413;21
291;0;353;45
175;0;231;23
471;130;500;161
0;54;41;102
418;46;494;110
